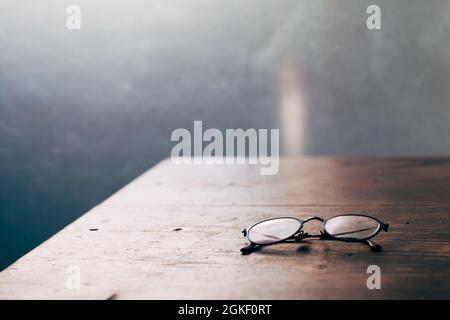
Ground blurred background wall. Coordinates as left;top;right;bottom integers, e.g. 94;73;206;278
1;0;450;269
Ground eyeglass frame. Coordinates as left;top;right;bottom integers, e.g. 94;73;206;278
241;213;389;254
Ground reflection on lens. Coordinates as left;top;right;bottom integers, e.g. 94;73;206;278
248;218;302;245
324;215;380;241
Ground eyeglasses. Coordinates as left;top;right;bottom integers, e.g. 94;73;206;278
241;213;389;254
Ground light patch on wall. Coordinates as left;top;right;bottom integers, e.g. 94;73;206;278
278;59;306;155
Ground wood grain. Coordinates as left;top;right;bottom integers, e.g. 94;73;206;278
0;157;449;299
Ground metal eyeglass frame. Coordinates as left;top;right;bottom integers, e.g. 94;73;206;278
240;213;389;255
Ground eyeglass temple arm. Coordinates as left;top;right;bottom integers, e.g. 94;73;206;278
240;228;265;254
240;242;256;255
365;222;388;252
364;239;382;252
329;226;379;237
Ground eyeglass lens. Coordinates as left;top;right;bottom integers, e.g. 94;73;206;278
324;215;380;240
247;218;301;245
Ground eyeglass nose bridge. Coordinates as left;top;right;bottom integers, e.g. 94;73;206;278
302;216;325;224
298;216;325;238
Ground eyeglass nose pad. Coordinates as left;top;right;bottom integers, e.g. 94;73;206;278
381;223;389;232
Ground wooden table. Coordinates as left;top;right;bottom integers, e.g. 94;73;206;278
1;157;449;299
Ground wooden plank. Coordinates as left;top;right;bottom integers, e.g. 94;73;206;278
103;157;450;207
0;157;449;299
